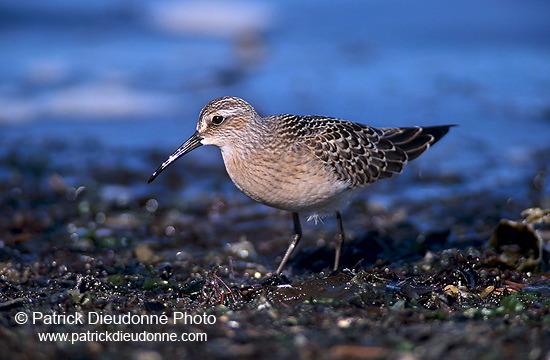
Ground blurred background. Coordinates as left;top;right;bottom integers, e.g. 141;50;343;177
1;0;549;204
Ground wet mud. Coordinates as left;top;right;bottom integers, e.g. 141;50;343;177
0;141;549;360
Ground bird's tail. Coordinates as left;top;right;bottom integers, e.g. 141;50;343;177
382;125;456;162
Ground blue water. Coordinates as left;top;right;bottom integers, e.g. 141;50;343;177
1;0;549;204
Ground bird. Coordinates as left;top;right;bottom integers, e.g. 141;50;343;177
148;96;454;275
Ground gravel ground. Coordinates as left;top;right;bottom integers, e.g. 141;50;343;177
0;140;548;360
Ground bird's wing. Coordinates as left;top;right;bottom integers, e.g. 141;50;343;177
278;115;452;188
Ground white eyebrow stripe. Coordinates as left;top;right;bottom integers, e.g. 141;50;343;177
217;109;240;117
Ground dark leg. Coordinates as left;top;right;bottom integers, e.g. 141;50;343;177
333;211;345;271
275;212;302;275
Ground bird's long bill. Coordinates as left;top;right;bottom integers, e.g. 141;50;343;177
148;131;203;183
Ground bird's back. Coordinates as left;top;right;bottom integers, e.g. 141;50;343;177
275;114;454;189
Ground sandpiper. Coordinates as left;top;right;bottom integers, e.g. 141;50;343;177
148;96;454;274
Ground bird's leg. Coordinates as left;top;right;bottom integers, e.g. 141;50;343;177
333;211;345;271
275;212;302;275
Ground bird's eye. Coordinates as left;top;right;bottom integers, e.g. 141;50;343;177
212;115;224;125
